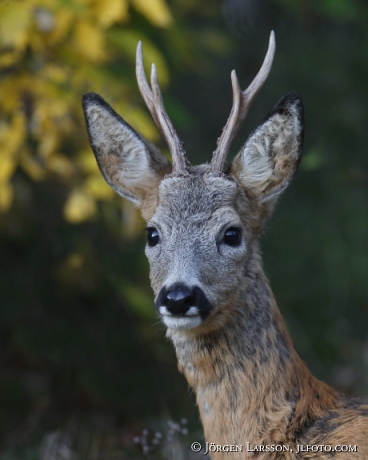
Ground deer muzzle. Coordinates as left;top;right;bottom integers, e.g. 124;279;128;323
155;283;213;330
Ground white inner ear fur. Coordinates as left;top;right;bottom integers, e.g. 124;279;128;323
86;103;163;205
235;107;301;202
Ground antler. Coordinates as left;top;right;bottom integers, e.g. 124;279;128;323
210;31;276;173
136;42;187;175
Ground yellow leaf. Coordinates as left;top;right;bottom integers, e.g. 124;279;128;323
44;64;68;84
0;156;16;182
74;0;93;5
64;189;96;223
0;75;23;112
108;30;170;84
21;154;46;181
0;3;31;50
46;8;73;45
93;0;129;28
38;130;59;158
0;180;13;211
47;153;74;178
0;50;22;69
131;0;172;27
77;150;99;173
74;20;105;61
0;113;26;181
84;174;115;200
32;95;69;141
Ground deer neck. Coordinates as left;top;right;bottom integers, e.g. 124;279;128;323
167;246;338;453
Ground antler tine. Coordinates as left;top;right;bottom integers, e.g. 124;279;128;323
136;41;187;175
210;31;276;173
150;64;187;174
136;42;158;124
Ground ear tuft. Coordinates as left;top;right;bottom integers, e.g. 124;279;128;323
271;92;304;124
82;92;107;107
230;92;304;203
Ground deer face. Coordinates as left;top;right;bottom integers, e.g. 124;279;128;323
82;34;304;333
146;174;251;331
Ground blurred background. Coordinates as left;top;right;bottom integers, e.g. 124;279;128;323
1;0;368;458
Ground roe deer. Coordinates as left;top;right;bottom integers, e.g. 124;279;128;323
82;32;368;459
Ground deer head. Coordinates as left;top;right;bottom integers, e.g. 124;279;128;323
82;32;304;334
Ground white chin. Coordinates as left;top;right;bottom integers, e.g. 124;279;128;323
161;315;202;330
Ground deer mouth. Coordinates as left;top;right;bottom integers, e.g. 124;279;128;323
159;306;203;330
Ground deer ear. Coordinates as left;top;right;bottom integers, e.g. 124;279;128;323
230;92;304;203
82;93;171;208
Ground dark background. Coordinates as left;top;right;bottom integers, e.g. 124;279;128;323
1;0;368;458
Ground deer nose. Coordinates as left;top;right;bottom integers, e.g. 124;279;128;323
164;286;195;315
155;284;213;322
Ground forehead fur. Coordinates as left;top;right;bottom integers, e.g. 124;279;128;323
153;170;239;224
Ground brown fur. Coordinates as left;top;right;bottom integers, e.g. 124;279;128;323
163;178;368;460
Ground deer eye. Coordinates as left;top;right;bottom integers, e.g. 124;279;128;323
147;227;159;247
223;227;241;247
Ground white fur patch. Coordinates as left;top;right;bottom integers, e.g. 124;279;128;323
159;306;200;316
161;315;202;330
240;114;288;187
159;305;202;330
233;101;302;202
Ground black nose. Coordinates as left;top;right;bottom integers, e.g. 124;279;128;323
155;284;196;315
165;287;195;315
155;283;213;318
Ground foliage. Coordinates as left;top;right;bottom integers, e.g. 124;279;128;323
0;0;173;223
